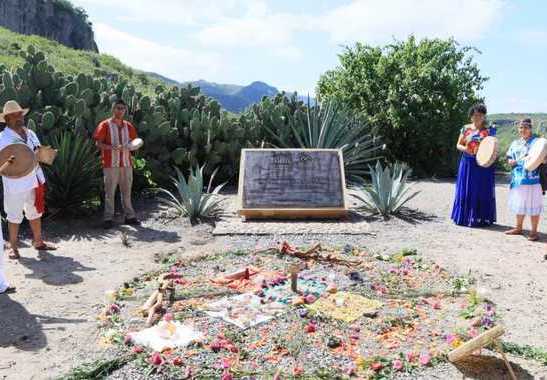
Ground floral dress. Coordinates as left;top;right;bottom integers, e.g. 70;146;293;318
451;126;496;226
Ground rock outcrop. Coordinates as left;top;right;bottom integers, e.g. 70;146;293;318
0;0;98;52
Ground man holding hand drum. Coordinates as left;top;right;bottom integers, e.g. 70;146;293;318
93;99;141;229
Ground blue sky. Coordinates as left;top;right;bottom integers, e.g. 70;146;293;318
72;0;547;113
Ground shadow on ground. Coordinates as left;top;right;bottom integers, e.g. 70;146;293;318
0;296;86;351
18;251;95;286
452;354;534;380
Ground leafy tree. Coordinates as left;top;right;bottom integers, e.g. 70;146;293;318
317;36;488;177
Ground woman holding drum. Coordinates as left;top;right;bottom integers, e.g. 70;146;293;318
451;104;497;227
505;119;544;241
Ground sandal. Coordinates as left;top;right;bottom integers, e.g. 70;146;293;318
7;249;20;259
504;228;523;236
34;242;57;251
528;234;539;242
0;286;16;295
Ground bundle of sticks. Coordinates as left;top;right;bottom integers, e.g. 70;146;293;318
139;273;179;326
256;242;361;267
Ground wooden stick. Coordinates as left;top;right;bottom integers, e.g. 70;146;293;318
146;291;164;326
289;264;299;293
141;290;159;312
448;325;505;363
494;340;517;380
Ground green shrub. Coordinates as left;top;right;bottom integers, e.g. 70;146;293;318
159;166;225;223
42;131;102;214
318;36;487;177
350;161;419;218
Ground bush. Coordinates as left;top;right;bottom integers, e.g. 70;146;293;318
350;161;419;218
317;36;487;177
42;131;102;214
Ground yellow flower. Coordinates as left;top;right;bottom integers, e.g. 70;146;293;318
355;355;367;369
450;338;462;348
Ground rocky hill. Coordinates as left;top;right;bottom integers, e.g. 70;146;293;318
0;0;98;52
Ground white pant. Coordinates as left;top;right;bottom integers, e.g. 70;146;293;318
0;226;9;293
4;189;42;224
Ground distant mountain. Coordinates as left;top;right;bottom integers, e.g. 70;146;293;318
147;73;313;113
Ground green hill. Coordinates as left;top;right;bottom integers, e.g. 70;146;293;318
0;26;163;96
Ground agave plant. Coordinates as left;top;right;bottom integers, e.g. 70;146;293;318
265;98;383;182
350;161;419;218
42;131;102;214
159;165;225;223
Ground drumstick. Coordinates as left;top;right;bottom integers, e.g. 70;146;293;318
0;155;15;176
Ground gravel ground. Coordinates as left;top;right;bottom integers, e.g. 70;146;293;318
0;179;546;380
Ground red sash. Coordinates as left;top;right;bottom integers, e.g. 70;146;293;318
35;178;46;214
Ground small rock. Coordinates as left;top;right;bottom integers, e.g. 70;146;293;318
327;337;341;348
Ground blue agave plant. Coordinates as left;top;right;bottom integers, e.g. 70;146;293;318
159;165;225;223
351;161;419;218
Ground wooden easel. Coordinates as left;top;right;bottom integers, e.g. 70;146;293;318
448;325;517;380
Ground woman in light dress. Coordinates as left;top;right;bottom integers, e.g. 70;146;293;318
505;118;543;241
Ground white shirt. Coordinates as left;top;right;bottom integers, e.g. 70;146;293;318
0;126;45;194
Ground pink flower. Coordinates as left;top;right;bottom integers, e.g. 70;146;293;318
419;352;431;366
221;358;231;369
371;362;384;371
392;359;403;371
345;364;356;376
468;328;479;338
292;364;304;376
132;345;144;354
406;352;417;362
445;334;457;345
221;370;233;380
149;352;164;366
108;303;120;314
163;313;174;322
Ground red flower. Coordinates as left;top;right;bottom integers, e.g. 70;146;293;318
292;364;304;376
132;345;144;354
149;352;164;366
172;357;184;366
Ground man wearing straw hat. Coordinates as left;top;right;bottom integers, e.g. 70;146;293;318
0;100;56;259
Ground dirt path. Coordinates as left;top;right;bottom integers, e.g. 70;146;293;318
0;180;546;380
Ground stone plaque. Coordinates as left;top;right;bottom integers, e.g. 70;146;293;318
238;149;347;218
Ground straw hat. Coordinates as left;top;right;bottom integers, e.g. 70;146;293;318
0;100;29;123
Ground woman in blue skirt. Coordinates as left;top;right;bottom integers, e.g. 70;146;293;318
451;104;497;226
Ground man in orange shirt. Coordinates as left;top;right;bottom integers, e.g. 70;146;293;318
93;100;139;229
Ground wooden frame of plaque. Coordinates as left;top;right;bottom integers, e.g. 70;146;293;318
237;149;348;219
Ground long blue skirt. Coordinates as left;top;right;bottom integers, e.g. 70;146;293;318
451;153;496;227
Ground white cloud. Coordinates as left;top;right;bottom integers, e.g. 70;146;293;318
193;0;503;59
197;15;296;47
317;0;505;44
73;0;260;25
94;23;222;82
